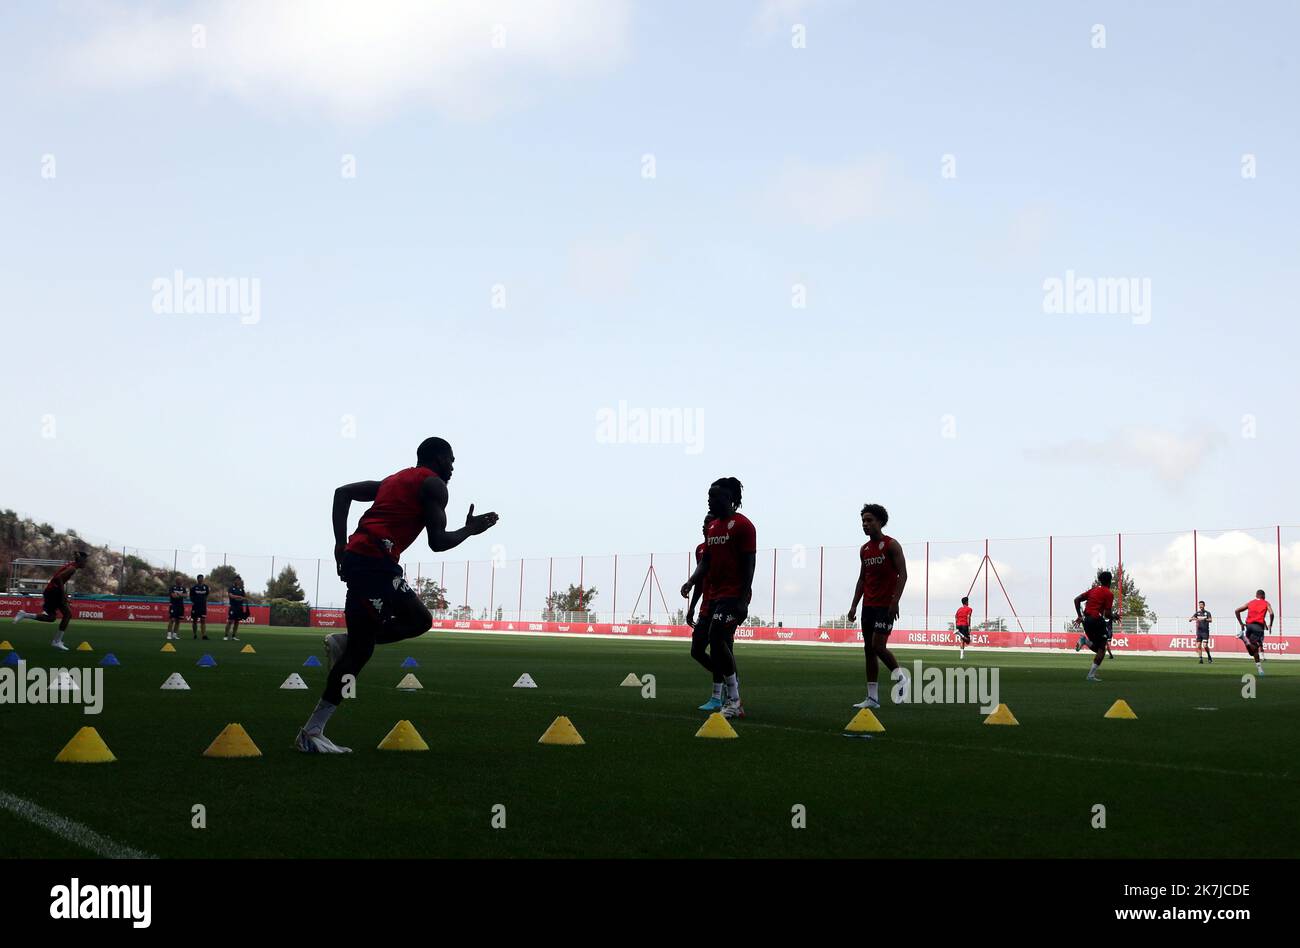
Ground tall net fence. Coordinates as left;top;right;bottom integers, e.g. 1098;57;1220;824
46;526;1300;635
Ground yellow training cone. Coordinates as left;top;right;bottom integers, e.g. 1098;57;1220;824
0;640;13;650
240;644;256;654
538;715;585;745
1105;699;1137;720
983;703;1019;726
161;642;177;653
844;708;886;733
619;673;641;687
378;719;429;751
695;712;739;739
203;723;262;758
76;642;93;652
55;727;116;763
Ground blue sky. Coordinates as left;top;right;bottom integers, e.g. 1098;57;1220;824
1;1;1297;614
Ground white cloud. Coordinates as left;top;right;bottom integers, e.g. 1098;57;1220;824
769;155;922;229
1028;426;1225;487
62;0;633;121
753;0;819;36
1127;530;1299;597
569;233;650;298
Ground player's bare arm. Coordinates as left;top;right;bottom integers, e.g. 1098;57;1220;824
421;475;498;553
1234;602;1248;629
681;554;709;599
847;560;867;622
740;552;757;609
332;480;381;570
886;539;908;620
1073;591;1088;619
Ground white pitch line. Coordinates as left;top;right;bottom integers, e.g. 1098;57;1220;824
0;790;155;859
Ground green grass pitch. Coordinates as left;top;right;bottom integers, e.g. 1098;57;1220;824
1;621;1296;859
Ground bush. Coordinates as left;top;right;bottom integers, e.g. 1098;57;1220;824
269;598;310;627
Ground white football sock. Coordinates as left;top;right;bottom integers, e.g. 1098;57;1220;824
712;682;723;699
305;700;337;734
867;682;878;701
724;674;739;701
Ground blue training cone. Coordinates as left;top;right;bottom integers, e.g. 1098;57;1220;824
303;655;322;668
400;657;418;668
3;651;19;666
99;653;120;667
196;654;218;668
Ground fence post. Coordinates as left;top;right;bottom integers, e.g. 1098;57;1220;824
771;549;777;625
489;559;495;618
314;558;320;606
924;541;930;632
1048;535;1053;634
464;560;470;616
1277;525;1284;634
517;559;524;621
1117;533;1123;622
613;554;618;625
817;546;823;627
984;539;989;626
1193;529;1198;608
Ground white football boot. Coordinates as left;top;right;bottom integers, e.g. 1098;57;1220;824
294;728;352;754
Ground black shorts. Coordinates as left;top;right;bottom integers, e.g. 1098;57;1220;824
704;598;743;632
861;605;895;638
343;552;419;630
190;604;207;619
42;588;68;616
955;625;971;642
228;606;243;621
1195;627;1210;642
1082;616;1108;648
1245;622;1266;644
169;602;185;619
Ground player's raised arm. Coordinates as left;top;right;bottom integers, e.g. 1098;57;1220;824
420;476;498;553
333;480;381;552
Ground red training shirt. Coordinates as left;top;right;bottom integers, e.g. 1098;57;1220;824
346;466;436;563
702;513;756;601
859;536;900;607
1082;586;1114;618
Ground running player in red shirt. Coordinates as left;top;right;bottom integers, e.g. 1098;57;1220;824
1073;571;1115;681
1234;589;1273;676
685;514;730;711
954;596;974;660
12;551;89;651
295;437;499;753
681;477;755;720
847;504;908;709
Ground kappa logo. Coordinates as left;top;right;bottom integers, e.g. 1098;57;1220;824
728;519;735;529
819;631;830;640
370;598;384;611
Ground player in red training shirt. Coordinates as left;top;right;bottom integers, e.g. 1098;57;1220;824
847;504;908;709
1234;589;1273;676
12;551;89;650
954;596;974;659
681;477;755;720
686;513;732;712
1073;570;1115;681
295;437;499;753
